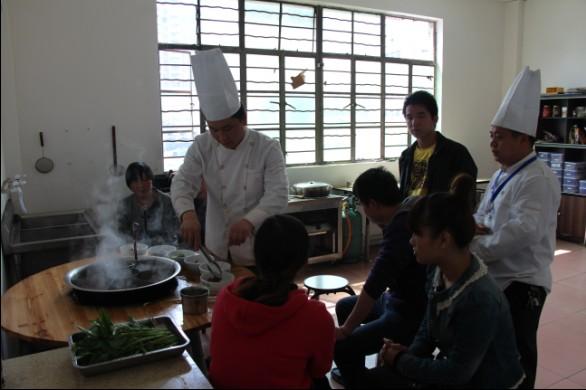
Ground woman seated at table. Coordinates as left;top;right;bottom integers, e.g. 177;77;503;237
209;214;335;389
366;174;525;388
118;162;179;245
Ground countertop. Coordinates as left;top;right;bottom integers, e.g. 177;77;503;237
1;348;212;389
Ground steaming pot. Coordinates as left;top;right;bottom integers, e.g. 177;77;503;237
65;255;181;305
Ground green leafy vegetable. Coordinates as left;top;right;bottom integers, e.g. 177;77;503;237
72;310;179;366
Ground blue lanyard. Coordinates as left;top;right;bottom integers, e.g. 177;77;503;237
490;156;538;204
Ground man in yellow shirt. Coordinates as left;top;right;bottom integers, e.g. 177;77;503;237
399;91;477;198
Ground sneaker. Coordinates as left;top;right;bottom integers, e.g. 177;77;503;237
330;368;345;386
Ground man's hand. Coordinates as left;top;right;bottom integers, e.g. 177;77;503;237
228;219;254;246
335;325;352;341
379;338;408;367
475;223;492;235
180;210;202;250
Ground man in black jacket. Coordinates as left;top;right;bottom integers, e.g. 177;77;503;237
399;91;478;198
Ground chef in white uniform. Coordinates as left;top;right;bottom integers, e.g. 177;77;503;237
171;48;288;267
471;66;561;389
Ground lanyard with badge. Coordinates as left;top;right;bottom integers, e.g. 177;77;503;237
489;156;538;211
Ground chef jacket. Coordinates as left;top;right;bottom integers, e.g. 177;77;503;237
471;152;561;292
171;128;289;266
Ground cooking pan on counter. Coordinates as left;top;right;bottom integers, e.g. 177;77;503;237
290;181;333;198
65;256;181;305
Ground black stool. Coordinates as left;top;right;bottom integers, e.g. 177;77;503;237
303;275;356;300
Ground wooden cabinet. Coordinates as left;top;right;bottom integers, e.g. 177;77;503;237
557;194;586;244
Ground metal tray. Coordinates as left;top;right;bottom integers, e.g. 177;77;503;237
68;316;190;376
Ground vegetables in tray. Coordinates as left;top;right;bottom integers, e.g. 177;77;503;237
72;310;180;366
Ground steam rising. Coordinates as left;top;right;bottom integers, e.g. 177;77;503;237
72;174;176;292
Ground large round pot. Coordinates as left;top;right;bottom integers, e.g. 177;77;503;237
65;256;181;306
290;181;332;198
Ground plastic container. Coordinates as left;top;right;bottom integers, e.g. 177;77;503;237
563;187;579;194
549;153;564;163
550;162;564;170
563;171;586;180
564;161;586;170
563;178;580;187
537;152;550;161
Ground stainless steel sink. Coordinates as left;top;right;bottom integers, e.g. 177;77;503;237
19;224;96;243
1;200;102;287
19;213;88;229
10;209;100;249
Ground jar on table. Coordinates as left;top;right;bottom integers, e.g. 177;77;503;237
542;105;552;118
552;105;560;117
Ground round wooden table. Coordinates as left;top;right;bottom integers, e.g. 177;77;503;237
1;258;252;369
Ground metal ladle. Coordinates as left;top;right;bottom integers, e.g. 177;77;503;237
129;222;141;271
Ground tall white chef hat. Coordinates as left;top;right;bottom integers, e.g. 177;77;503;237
191;48;240;121
491;66;541;137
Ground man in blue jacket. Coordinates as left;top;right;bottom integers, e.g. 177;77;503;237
332;167;427;388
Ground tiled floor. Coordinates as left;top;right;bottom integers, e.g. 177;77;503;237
293;239;586;389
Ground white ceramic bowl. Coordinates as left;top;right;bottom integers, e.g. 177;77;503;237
183;252;206;273
119;243;148;257
167;249;196;264
198;261;231;280
147;245;177;258
200;271;235;295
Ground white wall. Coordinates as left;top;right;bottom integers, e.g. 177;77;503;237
4;0;162;213
2;0;557;214
521;0;586;90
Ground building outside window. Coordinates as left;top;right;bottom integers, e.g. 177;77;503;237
157;0;436;171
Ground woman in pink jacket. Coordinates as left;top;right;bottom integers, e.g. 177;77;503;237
209;214;335;389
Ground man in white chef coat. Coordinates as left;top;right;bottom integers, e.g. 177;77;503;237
171;48;289;267
472;67;561;389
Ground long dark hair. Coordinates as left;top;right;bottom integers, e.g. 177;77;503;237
235;214;309;306
408;173;476;248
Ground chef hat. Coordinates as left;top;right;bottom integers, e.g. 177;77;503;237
191;48;240;121
491;66;541;137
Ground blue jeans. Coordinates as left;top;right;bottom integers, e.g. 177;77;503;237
334;293;421;388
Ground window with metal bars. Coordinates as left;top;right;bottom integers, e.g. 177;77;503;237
157;0;436;171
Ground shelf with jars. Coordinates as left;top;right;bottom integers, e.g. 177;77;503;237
535;94;586;244
537;94;586;144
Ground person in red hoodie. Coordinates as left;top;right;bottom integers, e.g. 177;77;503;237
209;214;336;389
